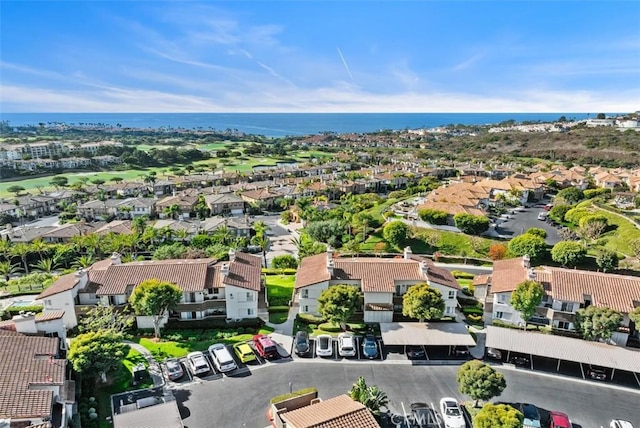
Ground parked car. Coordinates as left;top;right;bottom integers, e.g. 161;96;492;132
451;346;470;357
587;365;607;381
362;333;378;359
439;398;465;428
486;347;502;360
610;420;635;428
233;342;257;363
186;351;210;376
252;334;279;360
316;334;333;357
537;211;548;220
410;402;439;428
164;358;184;381
338;333;356;357
208;343;237;373
518;403;541;428
406;345;426;360
509;354;530;366
294;331;310;356
549;411;571;428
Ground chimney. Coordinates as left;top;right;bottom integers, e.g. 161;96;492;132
221;263;229;277
110;252;121;265
528;268;536;280
420;260;429;276
13;312;38;334
403;246;413;260
228;248;236;261
326;246;333;261
522;254;530;269
327;259;335;276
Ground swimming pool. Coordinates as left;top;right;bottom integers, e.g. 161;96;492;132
9;299;36;308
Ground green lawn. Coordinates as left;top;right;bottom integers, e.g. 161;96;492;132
136;326;275;360
265;274;296;306
576;201;640;256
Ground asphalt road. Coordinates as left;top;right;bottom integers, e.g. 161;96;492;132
256;214;299;266
495;206;561;245
172;362;640;428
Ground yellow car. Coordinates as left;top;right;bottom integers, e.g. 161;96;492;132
233;342;257;363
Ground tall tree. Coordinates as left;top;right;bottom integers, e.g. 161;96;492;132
9;243;31;274
510;280;544;327
67;330;128;379
629;306;640;327
163;203;182;220
79;305;134;333
402;283;445;322
474;403;523;428
382;221;409;247
551;241;587;267
575;306;623;341
457;360;507;407
129;279;183;338
507;234;547;263
317;284;362;329
250;234;270;268
0;260;21;282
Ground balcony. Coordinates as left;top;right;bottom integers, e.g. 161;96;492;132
175;299;226;313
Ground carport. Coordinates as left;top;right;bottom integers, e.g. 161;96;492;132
380;322;476;358
486;326;640;387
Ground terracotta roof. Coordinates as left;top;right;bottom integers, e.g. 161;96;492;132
224;252;262;291
473;274;491;286
0;331;65;420
96;259;214;295
544;267;640;313
94;220;133;235
295;253;332;289
36;273;80;299
296;254;459;293
490;257;530;293
280;394;380;428
35;311;65;323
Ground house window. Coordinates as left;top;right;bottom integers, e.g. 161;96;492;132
497;294;506;303
557;321;570;330
246;292;253;301
247;308;254;316
303;306;309;312
213;288;219;295
560;302;573;312
448;291;455;299
395;285;401;296
301;289;309;298
496;311;504;319
44;299;52;307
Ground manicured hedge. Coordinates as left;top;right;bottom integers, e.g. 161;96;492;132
270;387;318;404
2;305;44;320
268;306;290;313
450;270;475;279
462;307;483;315
164;317;264;330
262;268;298;275
296;313;325;325
317;322;342;332
457;296;482;308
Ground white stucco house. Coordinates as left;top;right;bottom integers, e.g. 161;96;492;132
35;251;264;330
294;247;461;323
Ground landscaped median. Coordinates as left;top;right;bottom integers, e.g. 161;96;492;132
264;270;295;324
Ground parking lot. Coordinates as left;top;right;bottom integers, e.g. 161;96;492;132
494;205;561;244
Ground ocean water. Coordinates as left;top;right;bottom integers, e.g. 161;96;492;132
0;112;593;137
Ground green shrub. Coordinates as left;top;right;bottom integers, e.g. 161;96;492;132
462;307;484;315
270;387;318;404
262;268;298;275
164;317;264;330
2;305;44;320
268;306;290;313
466;314;483;322
457;296;481;308
318;322;342;332
451;270;475;279
296;313;325;325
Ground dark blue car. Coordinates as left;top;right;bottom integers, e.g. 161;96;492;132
362;334;378;359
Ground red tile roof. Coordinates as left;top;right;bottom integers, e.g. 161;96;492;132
280;394;380;428
489;257;530;293
36;273;80;299
0;331;65;420
35;311;65;323
295;254;459;293
96;259;214;295
224;252;262;291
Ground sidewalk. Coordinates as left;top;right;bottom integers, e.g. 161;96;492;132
262;306;296;358
124;340;165;388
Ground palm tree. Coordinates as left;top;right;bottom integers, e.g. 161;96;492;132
348;377;389;418
29;238;49;261
253;220;268;237
0;239;12;262
250;234;270;268
9;243;31;274
214;225;233;246
174;229;189;244
163;204;182;220
0;260;21;282
72;254;96;269
142;226;160;249
32;258;60;273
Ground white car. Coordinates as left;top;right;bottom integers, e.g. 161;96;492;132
316;334;333;357
186;351;210;376
337;333;356;357
611;421;634;428
440;397;465;428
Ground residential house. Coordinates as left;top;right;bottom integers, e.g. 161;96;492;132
594;172;623;189
0;330;74;428
156;195;197;219
241;188;280;208
41;222;102;243
204;194;245;216
199;216;253;238
36;251;264;329
295;247;460;323
273;393;379;428
481;256;640;344
0;224;56;243
94;220;133;236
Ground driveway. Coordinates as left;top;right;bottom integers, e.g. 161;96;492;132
494;207;561;245
173;361;640;428
254;215;299;267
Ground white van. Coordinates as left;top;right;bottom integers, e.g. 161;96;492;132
208;343;237;372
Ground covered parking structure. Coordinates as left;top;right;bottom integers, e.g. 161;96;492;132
380;322;476;358
486;326;640;387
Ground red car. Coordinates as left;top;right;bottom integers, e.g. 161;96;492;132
549;411;571;428
252;334;279;360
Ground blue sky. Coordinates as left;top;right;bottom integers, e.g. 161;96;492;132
1;1;639;112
